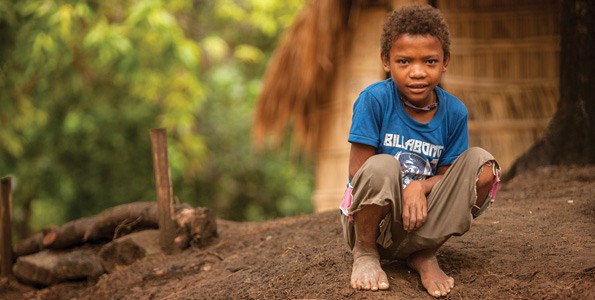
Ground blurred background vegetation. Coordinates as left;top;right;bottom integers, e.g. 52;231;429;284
0;0;313;240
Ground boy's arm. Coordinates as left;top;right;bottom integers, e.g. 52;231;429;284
348;143;377;180
402;165;450;232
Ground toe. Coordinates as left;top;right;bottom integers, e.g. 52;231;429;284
378;280;389;290
367;278;379;291
427;282;442;298
437;282;449;296
447;277;455;288
352;278;362;290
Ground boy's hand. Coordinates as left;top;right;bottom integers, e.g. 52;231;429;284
402;181;428;232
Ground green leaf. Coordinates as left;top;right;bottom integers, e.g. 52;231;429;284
202;35;229;62
234;44;264;63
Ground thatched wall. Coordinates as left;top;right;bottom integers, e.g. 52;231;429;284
441;0;561;171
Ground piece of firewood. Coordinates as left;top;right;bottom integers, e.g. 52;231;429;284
175;206;218;248
12;247;104;286
99;229;162;273
14;202;216;257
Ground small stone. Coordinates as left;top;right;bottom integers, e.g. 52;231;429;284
152;268;166;276
202;263;212;271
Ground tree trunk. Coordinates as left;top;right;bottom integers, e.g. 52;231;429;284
506;0;595;180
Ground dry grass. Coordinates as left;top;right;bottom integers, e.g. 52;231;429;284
252;0;348;152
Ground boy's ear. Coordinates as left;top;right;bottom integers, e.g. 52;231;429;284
381;53;391;73
442;52;451;71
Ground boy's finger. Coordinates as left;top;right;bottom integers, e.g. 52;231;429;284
402;210;411;231
416;206;425;229
407;206;417;231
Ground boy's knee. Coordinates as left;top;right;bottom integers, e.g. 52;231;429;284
477;162;497;187
464;147;492;160
458;147;499;172
360;154;401;183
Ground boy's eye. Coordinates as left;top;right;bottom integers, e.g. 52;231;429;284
397;59;409;64
426;59;438;65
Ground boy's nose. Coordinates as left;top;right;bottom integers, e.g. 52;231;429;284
409;64;426;78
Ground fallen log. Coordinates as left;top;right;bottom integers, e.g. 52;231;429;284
14;202;217;257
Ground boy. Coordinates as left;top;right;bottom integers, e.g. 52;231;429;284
339;5;501;298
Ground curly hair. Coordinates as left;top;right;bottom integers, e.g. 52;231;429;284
380;5;450;61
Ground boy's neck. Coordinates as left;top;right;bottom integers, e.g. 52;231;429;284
400;91;439;124
400;94;439;112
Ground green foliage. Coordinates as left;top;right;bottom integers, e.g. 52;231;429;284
190;56;314;220
174;0;313;221
0;0;310;236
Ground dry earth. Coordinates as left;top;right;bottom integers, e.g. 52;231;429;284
1;165;594;299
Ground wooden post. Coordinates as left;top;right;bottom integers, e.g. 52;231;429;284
1;177;13;277
149;128;176;254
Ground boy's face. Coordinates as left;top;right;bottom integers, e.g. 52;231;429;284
381;34;450;106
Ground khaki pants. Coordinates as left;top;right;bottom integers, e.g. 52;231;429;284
341;147;499;260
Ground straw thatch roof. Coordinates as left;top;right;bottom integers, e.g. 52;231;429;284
253;0;379;152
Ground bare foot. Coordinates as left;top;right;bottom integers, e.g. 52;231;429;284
408;250;455;298
351;254;390;291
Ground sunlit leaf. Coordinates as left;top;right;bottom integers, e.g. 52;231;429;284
177;40;200;69
234;44;264;63
53;4;73;40
202;35;229;62
215;0;246;21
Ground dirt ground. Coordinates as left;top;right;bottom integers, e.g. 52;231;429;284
1;165;594;299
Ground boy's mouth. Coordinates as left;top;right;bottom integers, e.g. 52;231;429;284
407;83;429;94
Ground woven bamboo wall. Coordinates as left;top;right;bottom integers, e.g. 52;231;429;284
440;0;561;171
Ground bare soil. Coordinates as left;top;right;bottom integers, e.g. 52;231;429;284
1;165;594;299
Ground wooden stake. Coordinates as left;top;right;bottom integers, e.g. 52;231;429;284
149;128;176;254
1;177;13;277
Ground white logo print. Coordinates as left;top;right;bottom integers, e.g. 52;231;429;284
394;151;432;188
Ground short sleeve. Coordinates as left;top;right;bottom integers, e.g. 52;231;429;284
438;110;469;166
348;91;383;148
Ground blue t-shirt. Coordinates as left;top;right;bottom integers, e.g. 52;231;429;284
349;78;469;187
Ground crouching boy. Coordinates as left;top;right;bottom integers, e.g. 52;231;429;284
340;5;501;298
